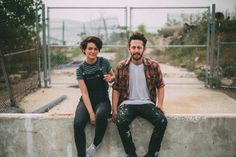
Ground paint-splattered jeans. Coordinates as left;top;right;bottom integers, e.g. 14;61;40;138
115;103;167;155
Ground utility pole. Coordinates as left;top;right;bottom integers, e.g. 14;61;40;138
62;20;65;45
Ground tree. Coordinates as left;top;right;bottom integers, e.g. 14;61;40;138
0;0;42;53
137;24;146;33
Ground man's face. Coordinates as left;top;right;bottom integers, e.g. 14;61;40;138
128;40;145;61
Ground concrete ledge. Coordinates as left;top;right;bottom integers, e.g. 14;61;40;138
0;114;236;157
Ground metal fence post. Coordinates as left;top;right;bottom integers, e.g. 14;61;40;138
209;4;216;87
35;1;42;88
42;4;48;87
125;7;128;39
47;6;51;85
205;6;211;87
216;35;222;87
0;52;16;107
129;7;132;33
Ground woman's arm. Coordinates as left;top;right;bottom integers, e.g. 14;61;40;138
78;80;96;124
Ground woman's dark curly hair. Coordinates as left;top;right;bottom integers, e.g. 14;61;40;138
80;36;103;54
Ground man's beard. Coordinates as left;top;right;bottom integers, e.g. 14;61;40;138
131;51;144;61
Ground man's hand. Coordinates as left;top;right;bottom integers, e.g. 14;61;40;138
156;105;165;114
112;110;118;122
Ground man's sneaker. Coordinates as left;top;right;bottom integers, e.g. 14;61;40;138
86;143;99;157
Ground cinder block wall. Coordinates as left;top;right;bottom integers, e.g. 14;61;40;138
0;114;236;157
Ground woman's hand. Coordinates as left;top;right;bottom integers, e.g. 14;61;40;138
103;74;114;83
89;112;96;125
104;69;115;83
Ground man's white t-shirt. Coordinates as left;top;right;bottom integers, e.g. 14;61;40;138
120;62;154;106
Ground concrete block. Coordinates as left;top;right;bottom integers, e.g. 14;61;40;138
0;114;236;157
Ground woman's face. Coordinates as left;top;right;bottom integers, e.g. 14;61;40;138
84;42;99;61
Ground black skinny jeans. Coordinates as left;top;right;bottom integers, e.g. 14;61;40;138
116;103;168;155
74;99;111;157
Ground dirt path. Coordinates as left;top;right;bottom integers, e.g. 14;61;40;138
19;53;236;115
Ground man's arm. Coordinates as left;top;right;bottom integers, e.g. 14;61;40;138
156;86;165;113
112;89;120;121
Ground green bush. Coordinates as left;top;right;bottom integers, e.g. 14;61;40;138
51;52;70;66
223;65;236;77
232;77;236;86
71;48;81;57
196;70;205;81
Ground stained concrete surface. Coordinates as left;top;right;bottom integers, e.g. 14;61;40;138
0;114;236;157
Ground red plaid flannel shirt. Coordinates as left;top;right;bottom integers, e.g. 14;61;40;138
112;56;165;105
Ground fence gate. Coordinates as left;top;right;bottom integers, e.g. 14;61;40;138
42;5;217;87
43;6;128;86
129;6;213;86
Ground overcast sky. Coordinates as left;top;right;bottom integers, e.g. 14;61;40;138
43;0;236;29
43;0;236;12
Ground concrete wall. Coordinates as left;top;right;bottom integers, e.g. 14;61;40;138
0;114;236;157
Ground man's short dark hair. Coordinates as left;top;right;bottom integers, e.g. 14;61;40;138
128;32;147;47
80;36;103;53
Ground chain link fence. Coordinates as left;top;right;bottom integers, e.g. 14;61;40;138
47;7;128;46
1;4;235;112
217;42;236;88
129;7;210;86
0;48;40;112
45;7;128;84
